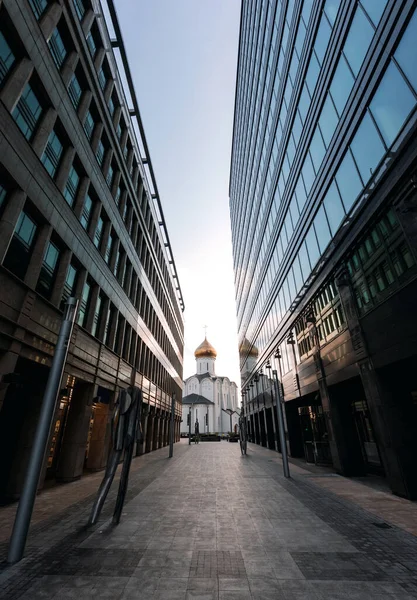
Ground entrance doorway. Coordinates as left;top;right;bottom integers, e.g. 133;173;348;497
298;405;332;466
352;399;384;474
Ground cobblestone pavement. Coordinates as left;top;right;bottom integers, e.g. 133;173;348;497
1;441;417;599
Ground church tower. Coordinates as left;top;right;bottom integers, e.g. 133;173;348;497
194;337;217;376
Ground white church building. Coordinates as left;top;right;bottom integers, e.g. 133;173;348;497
181;338;239;435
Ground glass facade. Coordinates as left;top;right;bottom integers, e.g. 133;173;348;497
229;0;417;380
48;28;67;69
36;241;60;299
64;164;80;206
41;129;63;177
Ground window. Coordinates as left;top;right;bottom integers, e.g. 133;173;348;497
28;0;49;20
310;127;326;172
360;0;387;28
108;94;116;117
106;163;114;188
60;263;78;309
98;60;110;91
323;181;345;236
96;138;105;167
0;29;15;87
48;27;67;69
104;232;113;264
83;108;95;140
370;61;416;147
335;149;362;213
0;179;8;212
319;94;338;148
351;112;385;184
395;10;417;95
68;72;82;109
77;280;91;327
329;55;354;117
305;224;320;269
36;241;60;299
73;0;86;20
343;5;374;76
13;82;43;141
114;185;121;206
64;164;80;207
3;210;37;279
94;215;104;249
41;129;63;177
91;293;103;337
400;242;415;269
314;13;332;65
80;193;93;230
104;304;115;346
86;30;97;59
314;205;331;254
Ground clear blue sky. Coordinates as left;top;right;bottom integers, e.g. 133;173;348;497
114;1;242;384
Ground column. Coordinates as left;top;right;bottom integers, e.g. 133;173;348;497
73;176;90;219
77;90;93;124
0;58;33;112
61;51;79;87
32;108;57;157
24;223;53;289
56;381;95;482
50;248;72;307
85;285;100;333
55;146;76;194
40;3;62;40
0;190;26;263
81;9;95;36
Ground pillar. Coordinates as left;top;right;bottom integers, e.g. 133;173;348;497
56;381;95;481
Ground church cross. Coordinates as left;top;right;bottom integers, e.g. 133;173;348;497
203;325;208;338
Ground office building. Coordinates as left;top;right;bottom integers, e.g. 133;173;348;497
230;0;417;498
0;0;184;501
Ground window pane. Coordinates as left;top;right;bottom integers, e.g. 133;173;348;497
298;240;311;281
0;30;15;87
395;10;417;95
68;73;82;108
330;54;354;116
370;61;416;147
325;0;341;25
360;0;387;28
41;130;63;177
48;28;67;69
64;165;80;206
314;205;332;253
323;181;345;235
80;194;93;229
77;281;91;327
301;152;315;194
13;83;43;141
310;127;326;172
305;53;320;97
314;15;332;66
16;212;37;247
28;0;48;19
0;181;7;210
351;112;385;184
305;224;320;268
335;149;363;213
343;6;374;76
319;94;338;147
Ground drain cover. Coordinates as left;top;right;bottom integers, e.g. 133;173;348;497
372;522;392;529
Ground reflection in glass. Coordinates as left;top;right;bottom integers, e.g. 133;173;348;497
323;181;345;235
310;128;326;172
360;0;387;27
350;112;385;184
370;61;416;146
305;224;320;269
319;94;339;147
335;149;363;213
330;55;354;116
314;205;331;253
395;10;417;94
343;6;374;76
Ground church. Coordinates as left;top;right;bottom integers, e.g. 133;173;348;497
181;338;239;436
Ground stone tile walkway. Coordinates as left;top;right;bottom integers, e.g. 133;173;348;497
1;441;417;599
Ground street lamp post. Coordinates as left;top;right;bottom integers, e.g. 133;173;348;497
271;363;290;479
188;405;192;445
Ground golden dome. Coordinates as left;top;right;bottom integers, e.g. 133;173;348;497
239;338;258;358
194;337;217;358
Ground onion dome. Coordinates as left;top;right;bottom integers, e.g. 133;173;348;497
194;337;217;358
239;337;259;358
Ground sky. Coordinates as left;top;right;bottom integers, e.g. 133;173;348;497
113;1;242;385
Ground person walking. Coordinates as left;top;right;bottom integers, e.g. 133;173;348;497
194;419;200;444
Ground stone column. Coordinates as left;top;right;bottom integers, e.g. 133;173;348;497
40;2;62;39
24;223;53;289
81;9;95;35
55;146;76;194
56;381;95;481
93;47;105;71
73;176;90;219
104;79;114;104
61;51;79;87
50;248;72;307
77;90;92;123
0;58;34;112
90;122;104;155
0;190;26;263
88;199;102;240
85;285;100;333
32;108;57;157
